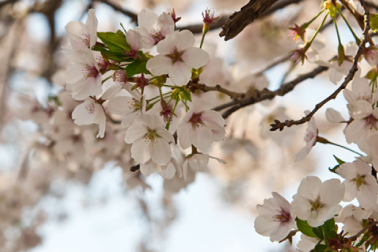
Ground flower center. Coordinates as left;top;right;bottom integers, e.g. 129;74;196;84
145;129;159;144
353;174;366;190
309;196;324;212
150;29;165;45
85;102;96;114
82;33;90;47
127;98;142;112
364;114;378;132
83;65;99;78
189;112;204;128
273;209;291;223
167;47;184;64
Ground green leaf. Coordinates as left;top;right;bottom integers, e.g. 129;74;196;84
125;60;149;77
313;244;327;252
370;14;378;33
312;227;324;240
333;155;345;165
296;219;317;238
322;218;335;238
97;30;128;52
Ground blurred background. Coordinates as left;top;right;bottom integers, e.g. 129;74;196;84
0;0;368;251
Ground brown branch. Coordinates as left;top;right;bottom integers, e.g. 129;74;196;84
187;82;243;99
178;15;229;34
216;65;328;117
94;0;138;23
270;2;370;131
219;0;302;41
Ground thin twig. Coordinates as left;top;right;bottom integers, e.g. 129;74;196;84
94;0;138;23
215;65;328;116
270;2;370;131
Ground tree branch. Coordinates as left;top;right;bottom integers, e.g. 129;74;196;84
93;0;138;23
219;0;302;41
270;2;370;131
215;65;328;117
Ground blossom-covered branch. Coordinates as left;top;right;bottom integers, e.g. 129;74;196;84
270;4;371;131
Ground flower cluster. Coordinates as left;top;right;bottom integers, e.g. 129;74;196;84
63;8;224;180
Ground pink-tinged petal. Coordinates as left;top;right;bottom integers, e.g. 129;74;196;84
329;68;343;84
347;100;373;119
337;162;358;180
178;123;192;150
191;126;213;151
188;154;209;170
175;30;195;50
169;62;192;86
131;138;151;164
151;140;171;165
254;216;280;237
146;55;172;76
320;179;344;205
157;163;176;179
343;180;357;201
156;31;177;54
108;96;134;115
72;100;96;125
85;9;98;48
344;120;366;144
157;12;174;37
357;177;378;209
96;117;106;138
138;9;158;31
124;122;147;143
102;84;122;100
344;89;357;104
126;30;142;51
182;47;209;69
326;108;345;123
65;63;84;84
65;21;86;50
270;225;292;242
140;162;156;177
156;128;174;142
296;176;322;201
121;114;137;128
294;146;310;162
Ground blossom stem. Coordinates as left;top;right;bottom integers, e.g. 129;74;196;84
317;136;363;156
307;13;329;47
303;9;326;29
333;17;343;48
199;30;207;49
165;99;179;130
102;75;112;84
337;8;361;45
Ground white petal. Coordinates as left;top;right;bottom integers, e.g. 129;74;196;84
182;47;209;69
131;138;151;164
146;55;172;76
151;140;171;165
169;62;192;86
175;30;195;50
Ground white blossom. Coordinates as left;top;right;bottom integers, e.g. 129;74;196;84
292;176;344;227
146;30;209;86
254;192;296;242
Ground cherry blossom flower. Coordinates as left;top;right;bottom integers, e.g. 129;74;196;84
294;111;318;162
182;153;209;180
297;234;322;252
337;160;378;209
292;176;344;227
65;9;98;50
125;30;142;59
107;88;145;128
177;101;225;151
146;30;209;86
325;108;346;123
65;50;102;100
254;192;296;242
335;205;372;235
134;9;175;49
124;115;174;165
72;98;106;138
